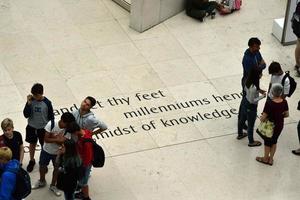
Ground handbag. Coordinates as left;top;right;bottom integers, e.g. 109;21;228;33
256;120;274;138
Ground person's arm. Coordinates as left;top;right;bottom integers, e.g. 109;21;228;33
0;172;17;200
260;112;268;122
23;95;33;118
283;111;289;118
19;144;24;166
44;132;65;144
44;98;54;121
87;116;108;135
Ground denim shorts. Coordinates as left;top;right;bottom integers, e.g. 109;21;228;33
39;149;57;167
78;165;92;186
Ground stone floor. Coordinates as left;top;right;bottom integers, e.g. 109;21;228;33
0;0;299;199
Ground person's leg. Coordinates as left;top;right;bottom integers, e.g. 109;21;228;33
29;143;36;161
292;121;300;155
269;144;277;165
64;191;75;200
78;166;92;199
263;145;271;161
50;156;62;196
237;98;247;139
39;150;50;182
295;38;300;68
298;120;300;144
26;125;38;172
247;107;261;146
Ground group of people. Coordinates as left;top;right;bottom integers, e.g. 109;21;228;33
185;0;241;22
237;37;299;166
0;83;107;200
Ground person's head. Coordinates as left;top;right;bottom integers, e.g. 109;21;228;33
31;83;44;101
0;147;12;164
245;67;263;89
66;121;81;137
248;37;261;53
1;118;14;139
64;139;78;158
80;96;96;112
271;83;283;98
59;112;76;129
63;139;81;167
268;61;283;75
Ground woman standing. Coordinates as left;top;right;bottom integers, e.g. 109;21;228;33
256;83;289;165
237;68;266;146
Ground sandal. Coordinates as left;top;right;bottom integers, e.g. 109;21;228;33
256;157;269;166
248;141;262;147
236;133;247;140
268;158;273;166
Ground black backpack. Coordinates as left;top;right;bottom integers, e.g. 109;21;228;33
282;71;297;97
83;138;105;168
292;2;300;38
4;167;32;199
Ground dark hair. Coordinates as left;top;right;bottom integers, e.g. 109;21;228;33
63;139;82;168
268;61;282;74
248;37;261;47
85;96;96;107
66;121;81;134
61;112;75;124
31;83;44;95
245;67;262;89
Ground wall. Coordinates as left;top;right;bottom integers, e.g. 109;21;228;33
130;0;185;32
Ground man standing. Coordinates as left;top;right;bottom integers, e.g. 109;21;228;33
242;37;266;91
72;96;107;135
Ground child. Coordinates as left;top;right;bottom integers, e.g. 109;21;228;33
31;112;75;197
66;122;93;200
56;139;83;200
0;147;21;200
23;83;54;172
0;118;24;165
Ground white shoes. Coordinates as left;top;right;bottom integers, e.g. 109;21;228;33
32;180;46;189
49;185;62;197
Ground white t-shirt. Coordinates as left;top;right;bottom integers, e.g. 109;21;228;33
43;120;65;155
268;74;290;99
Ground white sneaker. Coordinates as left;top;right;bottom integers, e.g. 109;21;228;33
49;185;62;197
32;180;46;189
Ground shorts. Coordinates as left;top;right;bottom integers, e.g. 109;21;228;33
25;125;45;145
78;165;92;187
39;149;57;167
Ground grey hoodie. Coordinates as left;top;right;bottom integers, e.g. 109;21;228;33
72;110;107;132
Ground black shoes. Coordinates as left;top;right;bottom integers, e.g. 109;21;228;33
27;159;36;172
292;149;300;156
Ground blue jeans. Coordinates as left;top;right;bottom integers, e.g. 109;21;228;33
238;98;258;143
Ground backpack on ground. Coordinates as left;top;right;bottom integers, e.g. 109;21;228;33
282;71;297;97
219;0;241;14
83;138;105;168
8;167;31;199
292;1;300;38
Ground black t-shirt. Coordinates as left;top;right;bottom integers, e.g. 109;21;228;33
3;131;23;161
